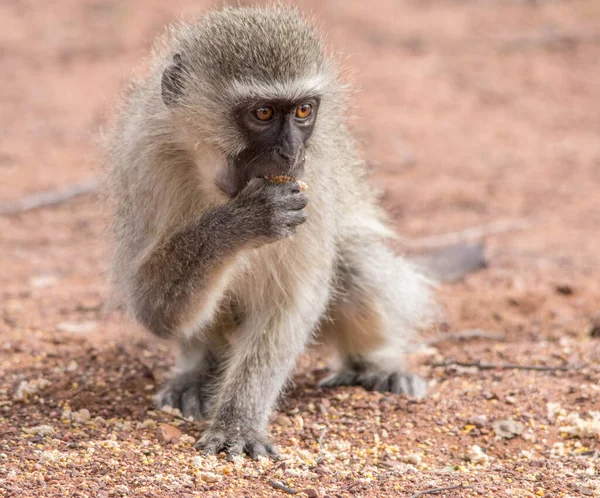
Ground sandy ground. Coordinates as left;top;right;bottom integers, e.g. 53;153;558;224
1;0;600;496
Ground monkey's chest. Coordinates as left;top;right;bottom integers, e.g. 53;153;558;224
227;236;335;319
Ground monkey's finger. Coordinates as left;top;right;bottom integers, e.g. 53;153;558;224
386;372;401;394
195;433;226;455
242;177;269;194
265;444;281;460
284;210;308;228
244;441;269;461
282;192;308;211
286;181;303;194
225;439;245;461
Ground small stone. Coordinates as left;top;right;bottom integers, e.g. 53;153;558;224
157;423;182;444
114;485;129;494
22;425;55;436
56;321;98;334
578;486;593;497
401;453;422;465
294;415;304;430
467;445;489;465
555;284;574;295
505;395;517;405
136;419;156;430
275;415;292;427
199;471;222;483
179;434;195;445
492;419;524;439
302;489;319;498
467;415;488;428
14;378;51;401
29;275;58;289
72;409;91;424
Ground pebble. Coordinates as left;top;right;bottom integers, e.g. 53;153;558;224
199;471;222;483
467;445;490;465
275;415;292;427
467;414;488;428
492;419;525;439
72;409;91;424
14;378;51;401
22;425;55;436
56;321;98;334
402;453;422;466
157;423;182;444
29;275;58;289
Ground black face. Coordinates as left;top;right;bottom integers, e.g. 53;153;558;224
216;98;320;197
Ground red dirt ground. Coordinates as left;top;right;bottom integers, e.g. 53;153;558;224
1;1;599;497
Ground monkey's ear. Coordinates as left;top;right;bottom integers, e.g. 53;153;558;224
161;53;186;107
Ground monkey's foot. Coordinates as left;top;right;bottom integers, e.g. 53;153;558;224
155;370;212;419
195;423;280;461
319;369;428;398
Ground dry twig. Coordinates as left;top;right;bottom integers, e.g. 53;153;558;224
0;179;98;215
432;360;572;372
268;479;298;495
317;427;327;449
154;408;203;427
398;219;529;249
410;483;474;498
426;329;505;346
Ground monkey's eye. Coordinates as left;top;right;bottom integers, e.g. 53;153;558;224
254;107;274;121
295;103;312;119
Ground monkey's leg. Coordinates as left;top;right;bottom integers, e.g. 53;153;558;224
195;313;314;459
155;312;237;419
319;242;436;398
156;341;221;419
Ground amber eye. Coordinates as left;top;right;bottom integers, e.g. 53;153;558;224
254;107;274;121
295;103;312;119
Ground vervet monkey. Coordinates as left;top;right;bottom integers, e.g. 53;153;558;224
105;5;437;459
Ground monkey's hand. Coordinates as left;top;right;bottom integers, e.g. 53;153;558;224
232;177;308;245
195;421;279;461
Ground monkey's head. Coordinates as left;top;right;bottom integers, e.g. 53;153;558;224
158;6;343;197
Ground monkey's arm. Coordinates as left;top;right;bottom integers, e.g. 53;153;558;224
131;203;245;338
129;178;308;338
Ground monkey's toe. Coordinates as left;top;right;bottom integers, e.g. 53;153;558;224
320;370;428;398
155;373;211;419
195;425;279;461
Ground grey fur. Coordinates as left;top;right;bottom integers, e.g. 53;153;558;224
104;5;437;459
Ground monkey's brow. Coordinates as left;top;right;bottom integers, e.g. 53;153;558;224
226;76;326;104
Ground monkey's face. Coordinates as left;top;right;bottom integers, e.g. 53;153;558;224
213;98;319;197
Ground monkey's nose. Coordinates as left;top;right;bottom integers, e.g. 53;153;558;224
274;147;292;161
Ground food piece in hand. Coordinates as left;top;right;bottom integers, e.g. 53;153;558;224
264;175;308;192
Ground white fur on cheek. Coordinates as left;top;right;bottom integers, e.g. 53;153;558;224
193;145;231;204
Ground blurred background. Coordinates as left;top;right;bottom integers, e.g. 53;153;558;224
2;0;599;331
1;1;600;495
